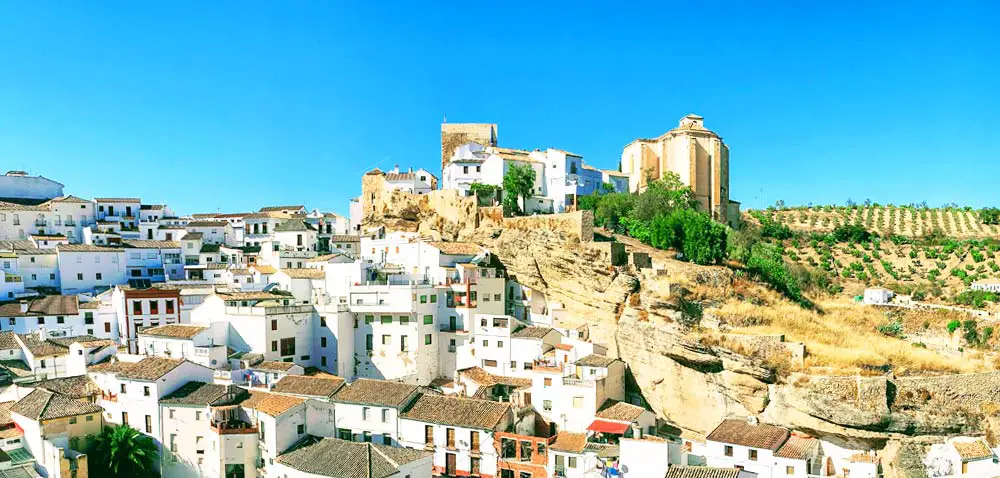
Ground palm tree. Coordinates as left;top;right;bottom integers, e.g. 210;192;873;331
90;424;160;477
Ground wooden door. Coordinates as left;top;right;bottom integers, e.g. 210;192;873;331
446;453;457;476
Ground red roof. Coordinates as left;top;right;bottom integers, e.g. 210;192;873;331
587;419;631;434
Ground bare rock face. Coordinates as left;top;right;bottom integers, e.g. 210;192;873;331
615;316;772;436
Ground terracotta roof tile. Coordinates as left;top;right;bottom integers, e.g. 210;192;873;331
272;376;346;398
574;354;618;368
107;357;190;381
11;388;102;421
401;394;510;430
242;391;306;417
706;418;789;450
277;437;429;478
425;241;482;255
94;198;140;203
511;326;553;339
953;440;994;461
281;268;325;279
0;295;79;317
332;379;419;408
161;382;250;406
123;240;180;249
138;324;208;339
774;434;818;459
252;361;299;372
31;376;101;399
550;432;587;453
457;367;531;388
595;400;647;422
665;466;743;478
260;205;305;212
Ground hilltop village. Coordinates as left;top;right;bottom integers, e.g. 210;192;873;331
0;117;993;478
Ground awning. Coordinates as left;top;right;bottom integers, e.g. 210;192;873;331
587;419;630;435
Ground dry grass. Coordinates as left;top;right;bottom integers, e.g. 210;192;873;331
711;291;984;375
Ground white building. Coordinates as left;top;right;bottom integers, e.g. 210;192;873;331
530;353;626;433
0;171;64;202
329;378;419;446
924;437;1000;477
705;418;827;478
41;195;96;243
473;318;559;378
159;382;258;478
383;166;437;195
56;244;127;294
863;287;894;305
136;323;229;370
399;393;512;478
185;220;237;246
89;356;214;442
970;279;1000;294
122;240;184;282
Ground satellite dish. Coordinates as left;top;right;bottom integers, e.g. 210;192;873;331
621;465;629;474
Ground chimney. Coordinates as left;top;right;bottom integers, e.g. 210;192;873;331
19;302;28;313
37;326;47;341
393;165;399;174
408;166;413;173
746;416;759;426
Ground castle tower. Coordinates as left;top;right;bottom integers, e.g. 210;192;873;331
620;114;739;227
441;123;497;174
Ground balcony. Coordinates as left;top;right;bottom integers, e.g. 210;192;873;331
211;420;257;435
101;391;119;403
35;219;47;227
64;220;76;227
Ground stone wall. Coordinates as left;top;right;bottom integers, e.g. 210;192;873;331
441;123;497;172
502;210;594;242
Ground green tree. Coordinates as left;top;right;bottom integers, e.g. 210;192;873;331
629;172;697;222
90;425;160;477
601;182;616;194
502;164;536;216
595;193;635;232
980;207;1000;225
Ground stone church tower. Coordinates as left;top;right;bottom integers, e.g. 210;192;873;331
619;114;739;227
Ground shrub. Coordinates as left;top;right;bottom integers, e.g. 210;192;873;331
947;319;961;334
877;319;905;338
832;224;874;243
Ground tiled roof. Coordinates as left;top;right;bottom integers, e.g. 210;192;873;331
665;466;743;478
199;244;221;253
328;235;360;242
47;195;91;204
306;254;345;262
57;244;122;253
595;400;647;422
953;440;994;461
94;357;189;381
252;361;299;372
401;394;510;430
850;453;879;464
574;354;618;368
182;232;203;239
0;332;18;350
457;367;531;388
30;376;101;399
602;169;630;177
706;418;789;451
511;326;553;339
11;388;102;421
0;295;79;317
140;204;165;210
252;265;277;274
774;434;818;459
260;205;304;212
0;360;32;378
242;391;306;417
216;290;289;301
123;240;180;249
274;220;314;232
94;198;140;203
550;432;587;453
161;382;250;406
138;324;208;339
425;241;482;255
0;401;13;427
186;220;228;228
332;379;419;408
272;375;346;398
281;268;325;279
277;437;429;478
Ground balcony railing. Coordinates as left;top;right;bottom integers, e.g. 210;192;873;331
211;420;257;435
64;220;76;227
101;391;119;403
35;219;47;226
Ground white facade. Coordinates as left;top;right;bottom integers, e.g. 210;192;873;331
0;171;63;200
863;287;894;305
56;246;127;294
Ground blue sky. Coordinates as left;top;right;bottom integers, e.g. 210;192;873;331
1;2;997;216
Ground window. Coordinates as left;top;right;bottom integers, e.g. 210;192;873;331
544;378;552;387
446;428;455;448
37;317;44;325
498;340;504;348
471;457;481;474
470;431;480;450
105;322;111;333
86;415;94;422
320;317;326;327
383;435;392;445
366;334;373;350
77;273;83;280
401;335;409;352
133;302;142;315
196;411;202;420
143;386;150;397
510;361;517;370
271;319;277;330
430;294;437;303
380;315;392;324
382;409;390;423
95;273;103;280
145;415;152;433
568;456;578;468
424;425;434;445
271;341;278;352
786;466;795;475
321;337;327;348
423;315;433;325
543;400;552;412
483;359;497;367
382;335;391;345
165;300;174;314
149;301;158;314
572;396;583;408
339;429;352;441
280;338;295;356
69;417;77;424
122;412;128;424
120;384;127;393
84;312;94;325
724;445;733;457
297;424;305;434
400;315;409;325
482;339;488;347
321;356;327;367
425;334;432;345
494;293;501;301
420;295;427;304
